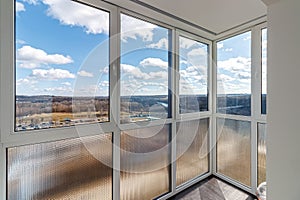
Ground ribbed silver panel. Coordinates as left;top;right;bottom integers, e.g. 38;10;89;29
120;125;170;200
7;134;113;200
258;123;266;185
217;118;251;186
176;119;209;186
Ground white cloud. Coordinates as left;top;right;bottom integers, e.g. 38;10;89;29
179;77;207;95
217;74;235;82
149;71;168;79
121;63;168;81
218;81;249;94
217;57;251;73
100;66;109;74
42;0;109;34
23;0;39;5
16;78;37;86
217;42;233;52
43;86;73;93
217;42;224;49
142;81;166;87
224;48;233;52
31;68;75;80
217;57;252;94
187;48;207;57
121;79;167;96
99;80;109;87
16;39;26;44
185;65;207;75
61;82;71;86
16;2;25;12
73;84;109;96
243;36;251;41
147;38;168;49
180;60;188;65
140;58;168;69
238;71;251;79
179;64;207;95
77;70;94;77
121;64;150;80
179;37;197;49
121;14;157;42
17;45;73;69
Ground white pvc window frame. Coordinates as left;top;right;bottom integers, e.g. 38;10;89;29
175;30;213;120
0;0;267;198
212;22;267;194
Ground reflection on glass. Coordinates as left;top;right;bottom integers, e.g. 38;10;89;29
179;36;208;113
15;0;110;132
120;14;170;123
7;134;112;199
120;125;170;199
176;119;209;186
217;32;251;116
217;118;251;186
258;123;267;185
261;29;267;115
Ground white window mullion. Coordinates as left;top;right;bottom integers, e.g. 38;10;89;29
174;29;180;121
170;29;178;194
211;40;218;175
0;144;6;199
1;0;14;142
0;0;14;196
110;6;121;200
251;26;262;193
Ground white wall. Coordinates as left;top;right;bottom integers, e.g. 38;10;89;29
267;0;300;199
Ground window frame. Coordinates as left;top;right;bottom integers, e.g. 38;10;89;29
260;28;268;116
0;0;267;198
175;30;213;121
216;29;252;117
175;117;210;187
1;0;117;144
118;10;174;129
1;1;214;199
213;23;267;194
216;117;252;187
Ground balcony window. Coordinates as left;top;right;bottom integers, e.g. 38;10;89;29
120;14;171;123
217;32;251;116
179;36;209;114
261;28;267;115
15;0;110;131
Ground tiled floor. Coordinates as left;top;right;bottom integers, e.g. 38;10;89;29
168;177;256;200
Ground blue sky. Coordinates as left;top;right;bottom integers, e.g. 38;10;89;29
217;32;252;95
16;0;110;96
179;36;208;95
15;0;257;97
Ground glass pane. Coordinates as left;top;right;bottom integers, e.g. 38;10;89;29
7;134;112;199
176;119;209;186
217;118;251;186
261;29;267;115
258;123;267;185
15;0;110;132
217;32;251;116
120;14;170;123
179;36;208;113
120;125;170;199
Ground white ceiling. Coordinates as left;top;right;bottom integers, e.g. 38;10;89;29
131;0;267;34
